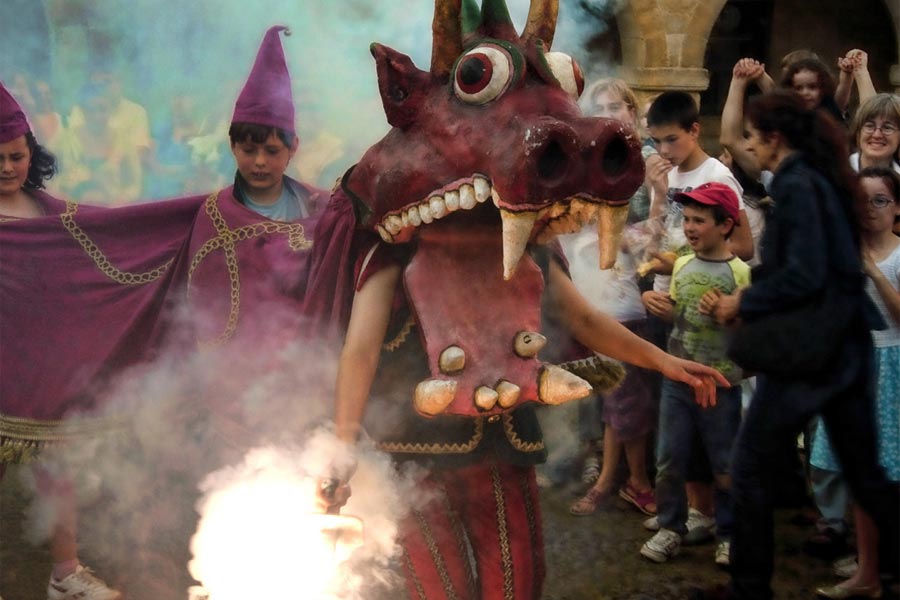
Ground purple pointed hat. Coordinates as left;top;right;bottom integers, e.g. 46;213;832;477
232;26;295;135
0;82;31;143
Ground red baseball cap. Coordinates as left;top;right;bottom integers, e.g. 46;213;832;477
673;182;741;223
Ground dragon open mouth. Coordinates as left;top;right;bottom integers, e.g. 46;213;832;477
376;174;630;279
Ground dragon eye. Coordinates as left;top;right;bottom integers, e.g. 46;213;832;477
454;45;513;105
545;52;585;100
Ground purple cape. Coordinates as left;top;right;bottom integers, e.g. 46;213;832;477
1;181;328;451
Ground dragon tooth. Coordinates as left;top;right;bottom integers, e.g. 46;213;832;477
377;225;393;243
429;195;447;219
491;188;502;208
385;215;402;235
418;203;434;224
496;381;521;408
473;177;491;203
401;211;410;228
414;379;458;416
500;209;537;280
538;365;592;405
444;190;460;212
439;345;466;373
474;386;499;411
408;207;422;227
513;331;547;358
597;204;629;269
459;184;477;210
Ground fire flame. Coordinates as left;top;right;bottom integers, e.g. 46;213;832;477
188;447;363;600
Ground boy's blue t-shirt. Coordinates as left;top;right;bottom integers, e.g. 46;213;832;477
237;177;309;222
669;253;751;385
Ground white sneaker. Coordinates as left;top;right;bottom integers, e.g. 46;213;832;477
640;528;682;563
47;565;122;600
832;554;858;578
683;507;716;545
715;540;731;567
643;515;660;531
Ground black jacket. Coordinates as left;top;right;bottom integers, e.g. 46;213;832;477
740;153;884;331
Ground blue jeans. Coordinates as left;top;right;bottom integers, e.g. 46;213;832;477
655;379;742;539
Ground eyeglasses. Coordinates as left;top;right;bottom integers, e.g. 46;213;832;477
868;194;897;209
861;121;899;136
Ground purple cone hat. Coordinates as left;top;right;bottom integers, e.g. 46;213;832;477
0;82;31;143
232;26;295;135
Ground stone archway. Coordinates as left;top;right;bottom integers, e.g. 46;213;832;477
616;0;728;102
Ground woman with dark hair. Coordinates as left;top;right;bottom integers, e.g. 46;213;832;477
1;82;122;599
0;129;60;218
693;91;899;600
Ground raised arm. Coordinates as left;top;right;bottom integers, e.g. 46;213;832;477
334;263;402;442
720;59;764;181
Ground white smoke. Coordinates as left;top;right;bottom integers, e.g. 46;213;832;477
19;302;422;600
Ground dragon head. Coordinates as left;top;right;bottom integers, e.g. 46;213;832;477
344;0;646;418
346;0;645;278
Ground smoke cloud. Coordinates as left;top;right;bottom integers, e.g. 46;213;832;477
2;0;622;195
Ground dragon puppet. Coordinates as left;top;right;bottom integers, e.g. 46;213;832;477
305;2;651;596
313;0;645;421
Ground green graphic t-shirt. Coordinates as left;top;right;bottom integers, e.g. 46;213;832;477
669;254;751;385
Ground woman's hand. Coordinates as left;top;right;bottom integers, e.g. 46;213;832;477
658;356;729;408
712;289;743;325
699;288;722;316
861;247;878;278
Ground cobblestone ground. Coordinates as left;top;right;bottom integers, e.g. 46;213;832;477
2;464;897;600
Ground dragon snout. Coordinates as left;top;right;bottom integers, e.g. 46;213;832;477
581;120;645;203
523;120;579;194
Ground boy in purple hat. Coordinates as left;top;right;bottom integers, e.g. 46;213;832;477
639;182;750;568
227;25;319;221
184;25;327;348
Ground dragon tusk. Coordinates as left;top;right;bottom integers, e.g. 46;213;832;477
500;208;537;280
538;364;592;405
597;204;629;270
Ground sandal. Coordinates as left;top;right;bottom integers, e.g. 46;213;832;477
619;481;657;516
569;486;609;516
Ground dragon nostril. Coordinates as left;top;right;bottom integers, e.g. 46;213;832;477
601;136;629;177
537;139;568;183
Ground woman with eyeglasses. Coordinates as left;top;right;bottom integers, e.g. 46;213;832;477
850;93;900;175
811;167;900;599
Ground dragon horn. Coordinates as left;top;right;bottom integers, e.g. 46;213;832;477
461;0;481;38
432;0;464;79
522;0;559;49
480;0;518;39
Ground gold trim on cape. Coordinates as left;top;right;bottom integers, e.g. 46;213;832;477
188;192;313;347
60;201;174;285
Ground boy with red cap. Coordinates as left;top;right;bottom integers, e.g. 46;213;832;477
639;182;750;568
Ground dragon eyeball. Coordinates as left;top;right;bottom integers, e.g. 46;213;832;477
454;44;514;105
545;52;585;101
